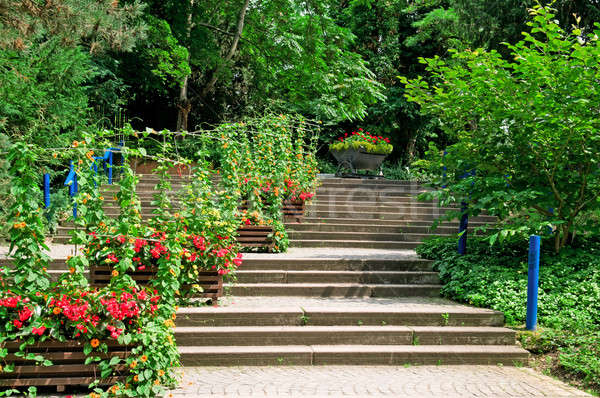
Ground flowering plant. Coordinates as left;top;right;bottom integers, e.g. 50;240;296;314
329;128;393;155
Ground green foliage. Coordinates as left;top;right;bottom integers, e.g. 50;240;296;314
403;5;600;252
0;0;145;151
417;235;600;391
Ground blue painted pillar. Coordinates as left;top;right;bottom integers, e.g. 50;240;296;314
43;173;51;208
526;235;541;330
108;151;113;184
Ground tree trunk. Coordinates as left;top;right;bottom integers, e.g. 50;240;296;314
177;0;194;132
199;0;250;99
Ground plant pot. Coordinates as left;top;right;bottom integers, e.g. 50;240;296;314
0;339;134;392
89;265;223;299
331;148;387;172
236;225;274;251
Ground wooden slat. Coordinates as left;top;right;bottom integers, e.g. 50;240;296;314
0;376;125;387
0;364;128;377
5;351;130;363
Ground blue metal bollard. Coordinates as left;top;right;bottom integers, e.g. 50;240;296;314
43;173;51;208
526;235;541;330
458;201;468;255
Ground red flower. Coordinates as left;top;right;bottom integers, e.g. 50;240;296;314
19;306;33;322
13;319;22;328
32;326;46;335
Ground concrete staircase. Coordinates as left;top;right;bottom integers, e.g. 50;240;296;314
41;174;528;366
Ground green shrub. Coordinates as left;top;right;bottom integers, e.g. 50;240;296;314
417;235;600;391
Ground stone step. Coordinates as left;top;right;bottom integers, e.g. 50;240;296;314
176;305;505;327
316;188;429;196
236;270;440;284
230;283;441;297
305;204;457;213
305;210;495;222
312;198;447;207
174;326;515;346
301;217;492;227
239;258;433;271
318;183;430;191
289;240;422;249
0;257;433;273
287;231;438;242
178;345;529;366
286;223;465;234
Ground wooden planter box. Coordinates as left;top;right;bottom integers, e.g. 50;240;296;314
89;266;223;299
237;225;274;251
282;199;305;223
0;339;133;392
128;158;197;176
239;199;306;223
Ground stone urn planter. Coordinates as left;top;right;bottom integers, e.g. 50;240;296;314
331;148;388;176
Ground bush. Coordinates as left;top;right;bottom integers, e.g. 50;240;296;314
417;235;600;391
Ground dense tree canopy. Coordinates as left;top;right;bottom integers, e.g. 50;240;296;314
2;0;600;161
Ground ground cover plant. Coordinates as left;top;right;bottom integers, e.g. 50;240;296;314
417;235;600;393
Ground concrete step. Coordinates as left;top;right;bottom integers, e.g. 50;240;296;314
319;178;422;186
0;258;434;272
312;198;447;207
236;270;440;284
174;326;515;346
240;258;433;271
286;223;465;234
230;283;441;297
316;188;429;196
304;210;495;222
176;305;505;327
305;204;457;213
289;240;422;249
287;231;437;242
178;345;529;366
301;217;492;227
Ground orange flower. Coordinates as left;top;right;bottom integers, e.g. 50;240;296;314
52;153;58;159
69;267;75;274
141;355;148;362
13;222;26;229
53;307;62;315
129;360;137;369
158;370;165;377
110;385;119;394
72;140;79;148
86;150;94;161
90;339;100;348
154;379;160;386
111;270;119;277
133;375;139;382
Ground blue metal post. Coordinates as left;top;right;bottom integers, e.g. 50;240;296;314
108;151;113;184
64;162;78;219
526;235;541;330
43;173;51;208
458;201;468;255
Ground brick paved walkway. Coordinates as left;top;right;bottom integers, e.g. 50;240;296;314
170;366;590;397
